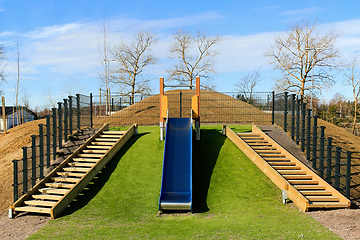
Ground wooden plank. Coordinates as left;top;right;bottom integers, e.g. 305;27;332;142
308;202;348;208
90;142;113;146
269;162;296;166
51;177;81;183
72;158;98;163
277;170;307;175
45;183;75;188
82;150;108;154
273;166;301;170
299;190;332;196
288;180;319;185
32;194;63;201
50;124;137;219
283;175;313;180
294;185;326;190
307;196;339;202
68;162;94;167
24;200;57;207
62;167;90;172
38;188;68;195
77;154;103;158
103;131;126;134
94;138;118;142
14;206;51;214
86;145;112;149
57;172;86;177
99;134;123;138
10;123;110;214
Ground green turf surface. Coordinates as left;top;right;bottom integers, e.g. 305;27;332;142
29;125;339;239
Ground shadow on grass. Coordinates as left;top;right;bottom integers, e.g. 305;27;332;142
59;132;149;218
192;129;226;213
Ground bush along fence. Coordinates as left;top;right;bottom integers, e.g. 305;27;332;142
12;94;93;202
274;92;352;199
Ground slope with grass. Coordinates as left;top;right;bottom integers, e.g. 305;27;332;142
29;126;339;239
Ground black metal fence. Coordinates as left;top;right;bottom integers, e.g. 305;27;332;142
12;94;93;202
92;91;274;127
274;92;353;199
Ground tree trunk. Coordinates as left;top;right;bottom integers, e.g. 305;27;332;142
353;100;357;135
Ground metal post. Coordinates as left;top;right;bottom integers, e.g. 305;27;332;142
312;116;318;169
291;94;296;140
58;102;62;149
46;115;51;168
296;99;300;145
306;109;312;161
52;108;57;161
284;92;288;132
31;135;36;187
22;147;28;194
346;151;352;199
69;96;73;134
319;126;325;178
39;124;44;179
179;91;182;118
334;147;341;189
13;160;18;202
301;103;306;152
271;91;275;125
326;137;333;183
76;94;81;130
63;99;68;142
90;93;93;128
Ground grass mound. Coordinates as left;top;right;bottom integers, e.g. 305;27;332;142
29;126;339;239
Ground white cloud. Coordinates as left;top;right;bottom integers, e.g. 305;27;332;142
281;7;322;16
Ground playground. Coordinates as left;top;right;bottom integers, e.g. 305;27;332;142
1;77;360;239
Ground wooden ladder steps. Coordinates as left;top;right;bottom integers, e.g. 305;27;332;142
82;149;108;154
63;167;90;172
68;162;94;167
51;177;81;183
57;172;86;177
73;158;99;163
14;206;51;214
77;154;103;158
226;125;350;212
24;200;57;207
32;194;63;201
45;182;75;188
99;134;123;138
103;131;126;134
90;142;113;146
94;138;118;142
86;145;112;149
38;188;68;195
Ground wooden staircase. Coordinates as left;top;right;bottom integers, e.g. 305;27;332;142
10;123;138;219
223;125;350;212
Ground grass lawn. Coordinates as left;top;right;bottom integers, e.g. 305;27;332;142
29;125;339;239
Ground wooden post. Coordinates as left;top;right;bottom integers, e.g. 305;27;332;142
195;76;200;140
160;77;165;141
2;97;6;134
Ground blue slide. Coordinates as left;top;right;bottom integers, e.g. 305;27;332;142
159;118;193;211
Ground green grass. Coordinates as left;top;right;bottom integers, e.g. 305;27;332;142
29;125;339;239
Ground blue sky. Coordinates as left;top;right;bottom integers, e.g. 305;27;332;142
1;0;360;108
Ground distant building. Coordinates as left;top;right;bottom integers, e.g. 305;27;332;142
0;106;37;131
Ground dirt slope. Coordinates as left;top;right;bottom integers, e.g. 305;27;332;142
0;119;45;211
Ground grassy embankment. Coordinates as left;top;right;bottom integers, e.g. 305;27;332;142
29;125;339;239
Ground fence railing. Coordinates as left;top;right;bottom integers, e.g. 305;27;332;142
275;92;353;199
12;94;92;202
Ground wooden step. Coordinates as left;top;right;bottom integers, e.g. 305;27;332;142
284;175;313;180
277;170;307;175
269;162;296;166
57;172;86;177
90;142;113;146
273;166;301;170
103;131;126;134
38;188;68;195
73;158;99;163
247;143;273;146
51;177;80;183
288;179;319;185
45;182;75;188
244;140;268;143
14;206;51;214
24;200;57;207
237;133;260;136
308;202;349;208
63;167;90;172
95;138;118;142
299;190;332;196
294;185;326;190
256;150;281;154
265;158;291;162
252;146;277;150
77;154;103;158
86;145;112;149
68;162;95;167
99;134;123;138
307;196;340;202
82;150;108;154
32;194;63;201
260;154;286;158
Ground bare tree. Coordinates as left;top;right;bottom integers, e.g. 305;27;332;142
167;28;222;89
43;87;57;109
98;17;114;113
235;69;261;103
265;20;341;99
62;78;85;96
343;55;360;134
111;29;158;104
